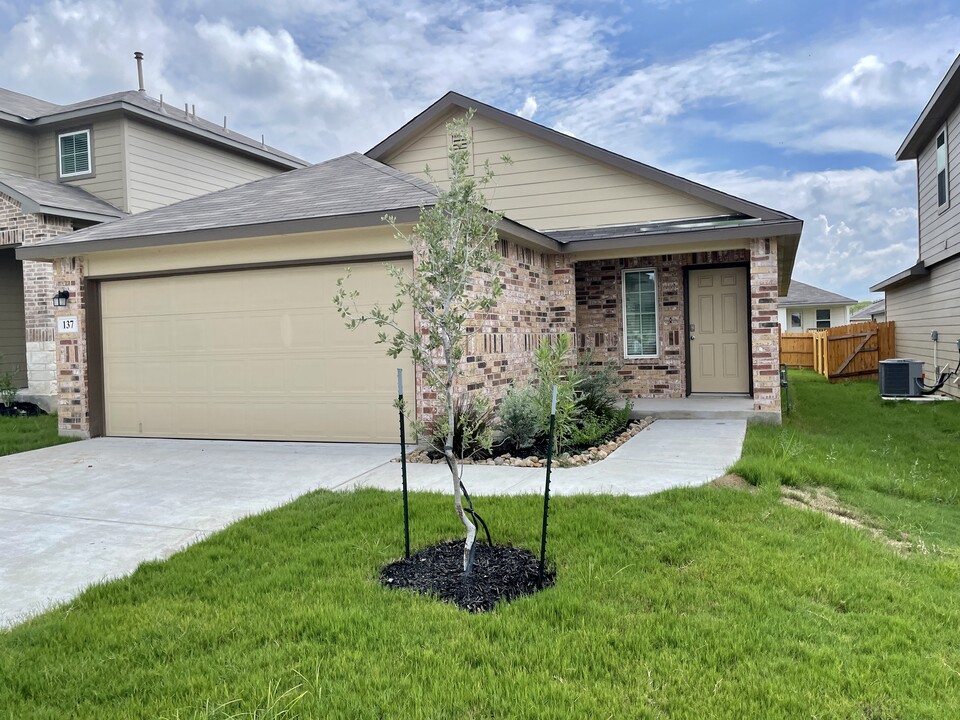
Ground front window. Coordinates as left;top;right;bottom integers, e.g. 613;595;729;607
58;129;92;178
937;126;949;209
816;308;831;329
791;312;802;328
623;269;658;357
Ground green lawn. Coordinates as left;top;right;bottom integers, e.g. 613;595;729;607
1;372;959;718
0;413;75;457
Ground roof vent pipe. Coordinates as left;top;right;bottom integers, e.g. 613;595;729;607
134;51;145;93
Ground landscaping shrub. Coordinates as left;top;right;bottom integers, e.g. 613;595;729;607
532;334;580;453
426;393;495;459
497;384;540;450
571;352;623;419
569;404;632;449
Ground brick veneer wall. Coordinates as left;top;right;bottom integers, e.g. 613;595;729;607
575;244;781;414
749;238;781;413
415;239;576;426
52;257;89;436
0;193;74;403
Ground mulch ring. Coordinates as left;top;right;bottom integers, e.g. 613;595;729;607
0;402;46;417
380;539;555;612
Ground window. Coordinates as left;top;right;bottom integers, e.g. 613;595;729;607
816;308;831;329
937;126;949;209
623;269;658;357
791;312;802;328
447;126;474;176
58;129;92;178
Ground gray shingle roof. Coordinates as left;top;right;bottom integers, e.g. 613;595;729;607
850;299;885;321
27;153;437;249
778;280;856;307
0;88;307;168
0;172;124;220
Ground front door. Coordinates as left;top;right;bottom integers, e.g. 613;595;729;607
688;267;749;394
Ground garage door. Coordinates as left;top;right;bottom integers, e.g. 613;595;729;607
101;261;414;442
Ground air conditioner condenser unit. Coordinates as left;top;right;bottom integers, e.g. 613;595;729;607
879;359;924;397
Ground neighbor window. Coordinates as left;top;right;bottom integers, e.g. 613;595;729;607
623;269;658;357
937;126;949;209
791;312;802;328
816;308;831;329
58;129;92;178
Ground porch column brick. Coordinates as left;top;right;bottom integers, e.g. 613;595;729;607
749;238;781;415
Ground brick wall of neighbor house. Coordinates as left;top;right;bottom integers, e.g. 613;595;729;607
52;257;89;437
575;243;781;414
0;193;74;401
749;238;781;413
415;240;576;427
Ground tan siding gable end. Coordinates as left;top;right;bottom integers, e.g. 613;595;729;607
384;111;728;232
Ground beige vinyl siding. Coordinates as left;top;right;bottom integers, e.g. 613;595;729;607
37;118;126;210
0;248;27;389
917;102;960;265
0;126;37;177
124;120;283;214
885;257;960;399
384;112;727;232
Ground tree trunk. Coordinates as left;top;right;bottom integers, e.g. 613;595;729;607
444;346;476;575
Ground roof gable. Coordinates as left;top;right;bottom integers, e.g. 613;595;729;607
898;52;960;161
368;91;797;224
778;280;855;307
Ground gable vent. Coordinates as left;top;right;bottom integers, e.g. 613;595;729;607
448;126;474;176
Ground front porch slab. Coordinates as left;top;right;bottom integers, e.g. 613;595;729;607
628;395;779;423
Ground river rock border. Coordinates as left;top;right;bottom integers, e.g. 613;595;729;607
401;417;655;468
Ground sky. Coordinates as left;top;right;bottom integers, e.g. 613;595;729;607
1;0;958;301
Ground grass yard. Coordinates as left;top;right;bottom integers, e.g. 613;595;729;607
1;371;959;718
0;413;75;457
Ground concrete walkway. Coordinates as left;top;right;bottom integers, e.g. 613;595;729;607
353;419;747;496
0;418;745;628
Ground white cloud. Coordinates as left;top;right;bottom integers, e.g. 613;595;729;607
690;164;919;298
516;95;538;120
823;54;932;108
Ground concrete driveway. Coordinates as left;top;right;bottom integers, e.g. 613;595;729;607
0;439;399;628
0;418;745;628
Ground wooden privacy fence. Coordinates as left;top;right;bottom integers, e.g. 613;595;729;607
780;321;896;382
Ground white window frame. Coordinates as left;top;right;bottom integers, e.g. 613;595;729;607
58;128;93;179
621;268;659;359
790;312;802;328
936;124;949;212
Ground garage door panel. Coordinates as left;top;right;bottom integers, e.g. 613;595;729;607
101;262;414;442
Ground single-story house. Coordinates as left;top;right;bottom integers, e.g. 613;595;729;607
871;52;960;399
17;92;802;441
777;281;855;333
850;299;886;324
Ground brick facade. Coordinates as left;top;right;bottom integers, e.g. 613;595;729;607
574;244;781;414
415;240;575;426
52;257;89;437
0;193;74;408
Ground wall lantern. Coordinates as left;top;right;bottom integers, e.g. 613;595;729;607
53;290;70;307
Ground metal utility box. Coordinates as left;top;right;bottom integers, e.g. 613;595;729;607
879;359;924;397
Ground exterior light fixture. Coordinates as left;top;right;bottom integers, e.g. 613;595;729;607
53;290;70;307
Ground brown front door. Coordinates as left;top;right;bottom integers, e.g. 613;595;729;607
688;267;749;393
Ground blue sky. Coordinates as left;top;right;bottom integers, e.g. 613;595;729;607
1;0;958;301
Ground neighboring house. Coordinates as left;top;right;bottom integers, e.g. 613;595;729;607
18;91;802;441
850;299;886;323
871;52;960;398
0;85;307;411
777;281;855;333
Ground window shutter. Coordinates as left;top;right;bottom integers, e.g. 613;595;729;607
59;131;91;177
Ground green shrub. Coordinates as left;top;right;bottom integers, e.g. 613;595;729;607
425;393;494;459
532;334;580;453
571;352;623;418
497;384;540;450
569;404;632;449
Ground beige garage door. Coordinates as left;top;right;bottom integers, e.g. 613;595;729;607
101;261;414;442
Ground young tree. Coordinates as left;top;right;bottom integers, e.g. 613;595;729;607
334;112;504;574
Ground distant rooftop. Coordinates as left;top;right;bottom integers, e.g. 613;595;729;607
0;87;308;170
850;299;885;321
778;280;856;307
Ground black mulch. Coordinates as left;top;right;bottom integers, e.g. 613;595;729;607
380;540;555;613
0;402;45;417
